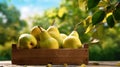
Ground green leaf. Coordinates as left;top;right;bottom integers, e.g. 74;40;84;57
78;0;87;11
92;10;106;25
107;15;115;28
85;24;95;34
113;2;120;22
87;0;100;10
92;24;104;40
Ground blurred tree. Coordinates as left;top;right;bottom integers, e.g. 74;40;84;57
0;2;28;60
0;2;27;44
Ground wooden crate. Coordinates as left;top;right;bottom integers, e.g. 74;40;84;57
12;44;89;65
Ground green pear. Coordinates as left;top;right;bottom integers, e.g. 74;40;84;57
38;26;59;49
63;31;82;49
47;22;63;48
18;34;37;49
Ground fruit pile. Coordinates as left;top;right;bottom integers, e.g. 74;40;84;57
17;23;82;49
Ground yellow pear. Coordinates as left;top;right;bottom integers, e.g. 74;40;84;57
31;26;44;48
38;26;59;49
63;36;82;49
31;26;41;41
63;25;82;49
69;23;81;38
47;22;63;48
69;31;79;38
18;34;37;49
60;33;67;40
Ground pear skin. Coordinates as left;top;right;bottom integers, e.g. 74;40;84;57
60;33;67;40
47;26;63;48
63;36;82;49
31;26;41;41
39;26;59;49
18;34;37;49
63;30;82;49
69;31;79;38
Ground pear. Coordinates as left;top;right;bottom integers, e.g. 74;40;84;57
47;21;63;48
63;36;82;49
69;23;81;38
18;34;37;49
69;31;79;38
38;26;59;49
63;23;82;49
60;33;67;40
31;26;44;48
63;32;82;49
31;26;41;41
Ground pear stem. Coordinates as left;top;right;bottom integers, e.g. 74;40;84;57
74;22;82;31
51;19;55;26
38;26;43;32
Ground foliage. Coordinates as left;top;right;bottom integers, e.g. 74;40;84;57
89;23;120;60
0;2;28;60
0;41;12;60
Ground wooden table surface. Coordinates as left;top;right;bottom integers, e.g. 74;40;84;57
0;61;120;67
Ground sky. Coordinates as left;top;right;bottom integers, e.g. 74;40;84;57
0;0;61;19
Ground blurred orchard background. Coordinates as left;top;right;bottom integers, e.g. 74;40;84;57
0;0;120;61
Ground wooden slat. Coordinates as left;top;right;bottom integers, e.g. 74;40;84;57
12;44;88;65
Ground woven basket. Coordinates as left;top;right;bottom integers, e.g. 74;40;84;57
12;44;88;65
